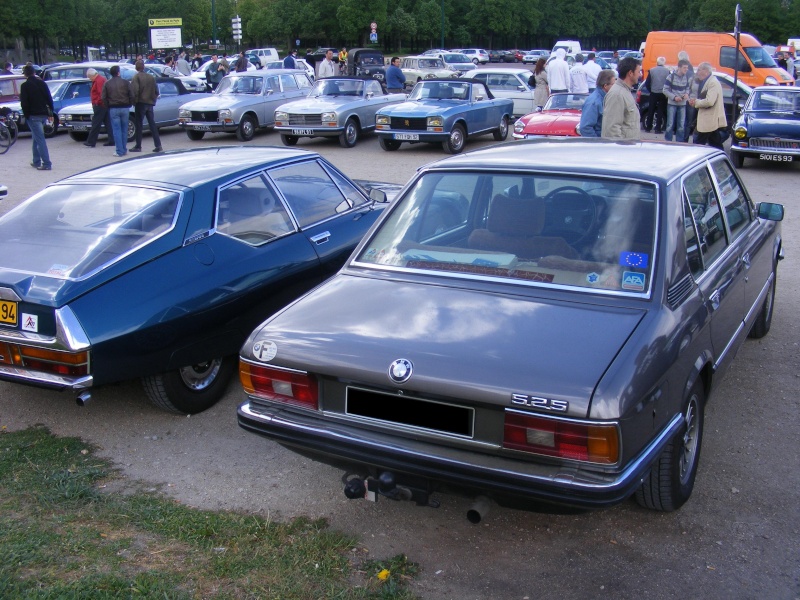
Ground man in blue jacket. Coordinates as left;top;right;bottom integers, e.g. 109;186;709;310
385;57;406;93
579;69;615;137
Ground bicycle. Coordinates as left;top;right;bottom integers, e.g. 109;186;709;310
0;108;18;154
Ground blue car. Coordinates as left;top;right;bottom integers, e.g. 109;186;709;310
730;85;800;168
1;78;92;137
375;78;514;153
0;147;396;414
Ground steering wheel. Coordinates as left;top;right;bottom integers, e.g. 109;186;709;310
542;186;598;245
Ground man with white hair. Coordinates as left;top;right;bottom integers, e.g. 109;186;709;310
688;62;727;149
644;56;669;133
546;48;570;94
83;67;115;148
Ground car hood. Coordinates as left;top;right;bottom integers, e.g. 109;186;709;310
58;101;92;115
380;99;466;116
744;113;800;138
279;96;363;112
246;275;646;418
522;111;581;135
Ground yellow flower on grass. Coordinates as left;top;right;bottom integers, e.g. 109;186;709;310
377;569;390;581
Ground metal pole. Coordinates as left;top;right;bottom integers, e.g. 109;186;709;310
733;4;741;123
212;0;217;47
440;0;444;49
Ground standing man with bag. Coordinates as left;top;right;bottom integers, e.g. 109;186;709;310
688;62;727;149
83;68;114;148
19;64;54;170
130;60;163;153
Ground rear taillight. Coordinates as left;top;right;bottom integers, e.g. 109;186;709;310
503;411;619;465
0;343;89;377
240;361;318;410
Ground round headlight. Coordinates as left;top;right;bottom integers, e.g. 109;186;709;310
734;127;747;139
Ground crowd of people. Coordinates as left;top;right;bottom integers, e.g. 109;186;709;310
531;49;730;148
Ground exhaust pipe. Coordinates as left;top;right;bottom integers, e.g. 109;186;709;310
466;495;492;524
75;391;92;406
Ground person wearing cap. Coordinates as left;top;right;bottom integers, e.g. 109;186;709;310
19;64;54;170
83;68;115;148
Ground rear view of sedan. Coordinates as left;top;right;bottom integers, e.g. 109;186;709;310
238;140;783;515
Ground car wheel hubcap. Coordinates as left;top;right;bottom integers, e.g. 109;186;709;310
179;359;222;391
346;123;357;143
500;118;507;135
451;129;463;149
679;396;699;485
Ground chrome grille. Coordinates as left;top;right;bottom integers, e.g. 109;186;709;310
749;137;800;151
72;114;92;123
391;117;427;130
191;110;218;123
287;114;322;126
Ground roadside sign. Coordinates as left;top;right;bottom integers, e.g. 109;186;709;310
149;18;182;27
370;32;378;43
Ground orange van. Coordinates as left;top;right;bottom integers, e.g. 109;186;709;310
642;31;794;86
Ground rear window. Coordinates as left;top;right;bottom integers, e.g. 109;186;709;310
354;171;657;297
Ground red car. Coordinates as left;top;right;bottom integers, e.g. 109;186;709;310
512;92;588;139
508;49;525;62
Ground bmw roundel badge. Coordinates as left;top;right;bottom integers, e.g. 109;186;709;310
388;358;413;384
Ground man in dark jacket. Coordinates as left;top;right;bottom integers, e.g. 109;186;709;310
19;64;54;170
130;60;163;153
102;64;134;157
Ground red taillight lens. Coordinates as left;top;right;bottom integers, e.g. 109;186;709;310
1;343;90;377
503;411;619;464
240;361;318;410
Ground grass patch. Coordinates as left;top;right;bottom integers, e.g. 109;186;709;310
0;425;418;599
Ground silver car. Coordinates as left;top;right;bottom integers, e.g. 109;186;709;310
463;67;536;117
178;70;313;141
59;77;208;142
274;78;406;148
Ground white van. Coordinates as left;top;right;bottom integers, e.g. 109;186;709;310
552;40;582;55
249;48;279;67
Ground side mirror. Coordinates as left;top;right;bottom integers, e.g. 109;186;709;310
369;187;388;203
0;185;7;199
475;94;484;101
757;202;784;221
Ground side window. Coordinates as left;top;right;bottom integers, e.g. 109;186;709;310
157;81;178;96
325;166;368;206
269;161;351;228
472;73;488;84
216;174;294;244
683;167;727;266
683;194;704;278
280;73;298;90
720;47;749;71
365;80;382;95
710;158;752;242
266;77;280;93
294;74;312;89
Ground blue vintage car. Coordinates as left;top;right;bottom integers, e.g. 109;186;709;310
274;77;406;148
730;85;800;167
0;147;395;414
2;78;92;137
375;78;514;153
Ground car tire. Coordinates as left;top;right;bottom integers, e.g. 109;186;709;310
69;131;89;142
493;115;509;141
379;137;401;151
635;382;704;511
731;150;745;168
141;356;236;415
127;117;137;143
339;117;359;148
236;114;257;142
44;115;59;138
442;123;466;154
472;58;479;64
748;268;776;339
186;130;205;141
281;134;298;146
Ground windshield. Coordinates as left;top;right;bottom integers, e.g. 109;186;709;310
750;89;800;111
311;78;364;96
744;46;777;68
0;184;180;279
443;54;470;64
354;171;657;297
544;93;588;111
46;80;69;99
216;76;263;94
419;59;445;69
409;81;471;100
356;53;383;65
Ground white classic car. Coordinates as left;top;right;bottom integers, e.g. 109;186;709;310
401;56;459;88
274;77;406;148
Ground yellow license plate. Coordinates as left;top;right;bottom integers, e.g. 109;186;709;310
0;300;17;326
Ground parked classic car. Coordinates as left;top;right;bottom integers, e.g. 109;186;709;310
43;62;137;81
512;92;588;138
401;56;459;86
463;68;537;117
264;60;316;82
730;85;800;167
2;78;92;137
435;53;475;75
344;49;386;83
375;78;514;153
0;74;26;103
0;146;395;414
178;70;313;141
144;64;209;93
237;140;784;516
274;78;406;148
60;78;208;142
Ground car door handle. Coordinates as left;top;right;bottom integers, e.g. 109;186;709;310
310;231;331;245
742;253;751;269
709;289;721;311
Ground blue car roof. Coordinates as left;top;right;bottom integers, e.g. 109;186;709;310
61;146;319;189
